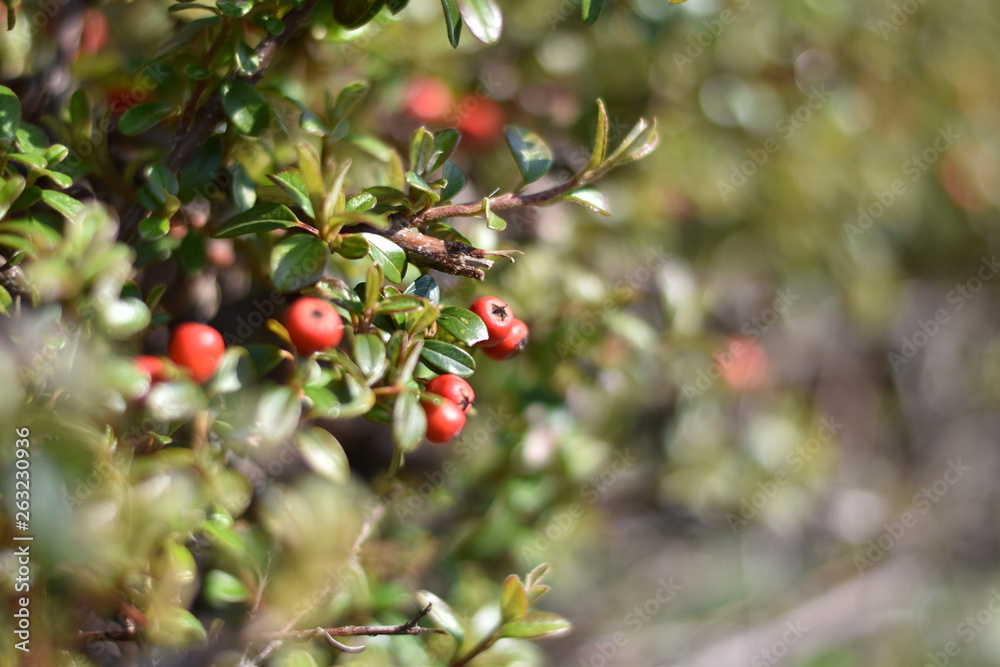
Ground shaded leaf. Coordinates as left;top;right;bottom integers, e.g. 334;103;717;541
119;103;174;136
440;0;463;48
220;80;271;136
214;202;299;238
404;274;440;306
393;389;426;452
297;426;350;483
582;0;602;25
0;85;21;147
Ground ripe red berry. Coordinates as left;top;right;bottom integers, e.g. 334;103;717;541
403;77;454;124
470;296;514;348
482;318;528;361
285;297;344;355
134;355;168;384
422;397;467;444
456;96;505;148
426;374;475;413
169;323;225;384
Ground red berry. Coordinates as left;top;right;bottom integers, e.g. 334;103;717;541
169;323;225;384
482;318;528;361
470;296;514;348
427;374;475;413
403;77;454;124
422;397;467;444
134;355;168;384
456;96;505;148
285;297;344;355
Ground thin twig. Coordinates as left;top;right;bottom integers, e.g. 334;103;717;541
260;604;445;641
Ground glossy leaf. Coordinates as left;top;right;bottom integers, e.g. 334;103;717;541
504;126;552;185
270;234;328;291
430;129;461;172
0;85;21;147
499;611;572;639
404;274;440;306
420;339;475;377
213;203;299;238
361;232;406;283
409;127;436;176
393;389;426;452
269;169;314;218
437;306;487;345
220;80;271;136
119;103;174;136
139;215;170;241
563;188;611;216
500;575;528;623
332;0;383;28
297;426;350;483
582;0;602;25
440;0;463;48
353;332;388;381
456;0;502;45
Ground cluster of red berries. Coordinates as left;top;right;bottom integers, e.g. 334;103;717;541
133;295;527;447
420;297;529;444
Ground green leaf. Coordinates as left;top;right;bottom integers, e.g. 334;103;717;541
10;185;41;212
441;161;466;201
332;0;382;29
404;274;440;306
43;144;68;167
218;0;253;17
582;0;602;25
420;339;475;377
378;294;426;313
270;235;328;291
274;650;320;667
36;169;73;189
500;611;572;639
204;570;251;606
337;233;369;259
297;426;350;483
119;103;175;136
586;99;609;173
407;304;440;336
346;192;376;213
437;306;487;345
0;175;26;220
483;197;506;231
409;127;436;177
214;202;299;238
393;389;426;452
500;575;528;623
0;85;21;148
148;607;208;648
385;0;409;13
0;284;11;314
245;343;286;377
563;188;611;216
269;169;314;218
139;215;171;241
230;161;257;212
353;333;388;381
254;12;284;34
15;122;47;156
329;82;370;133
605;118;659;169
361;232;406;283
504;126;552;185
440;0;463;47
144;162;178;208
234;40;261;75
178;136;223;201
37;190;82;219
415;591;465;643
456;0;501;45
8;153;46;169
430;129;461;173
179;231;206;273
220;80;271;137
100;297;152;340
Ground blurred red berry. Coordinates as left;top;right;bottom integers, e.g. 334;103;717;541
169;323;225;384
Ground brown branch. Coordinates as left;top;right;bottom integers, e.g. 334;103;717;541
260;604;445;641
412;178;580;226
118;0;322;241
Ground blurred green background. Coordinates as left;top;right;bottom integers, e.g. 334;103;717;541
3;0;1000;665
